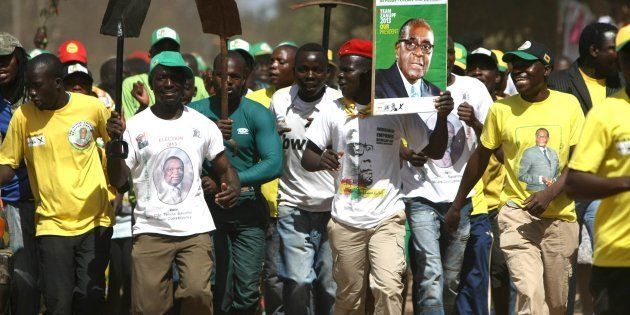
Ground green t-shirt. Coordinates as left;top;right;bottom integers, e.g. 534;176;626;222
188;96;283;203
121;73;209;119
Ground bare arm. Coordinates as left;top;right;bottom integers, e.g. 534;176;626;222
211;151;241;208
566;171;630;200
422;91;454;159
0;165;15;186
301;141;341;172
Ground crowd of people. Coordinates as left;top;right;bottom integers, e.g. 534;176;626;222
0;18;628;315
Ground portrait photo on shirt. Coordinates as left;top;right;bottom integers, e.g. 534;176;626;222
68;121;94;150
517;126;561;192
425;113;466;169
152;147;194;205
372;1;447;115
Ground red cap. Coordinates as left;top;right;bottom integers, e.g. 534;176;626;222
58;40;87;64
338;39;373;59
127;50;151;64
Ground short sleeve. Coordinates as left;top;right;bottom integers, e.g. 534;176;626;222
122;129;138;170
305;110;332;150
402;114;429;152
0;111;24;169
95;102;112;143
568;106;607;173
475;84;494;126
205;120;225;161
480;104;501;150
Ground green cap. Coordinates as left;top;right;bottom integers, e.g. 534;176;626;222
151;26;180;47
454;42;467;70
192;52;208;72
277;41;298;48
28;48;51;59
150;51;193;79
0;33;22;56
250;42;272;56
228;38;251;54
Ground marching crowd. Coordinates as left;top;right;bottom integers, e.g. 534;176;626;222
0;18;628;315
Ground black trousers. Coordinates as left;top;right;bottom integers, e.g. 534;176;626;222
105;237;132;315
591;266;630;315
38;226;112;315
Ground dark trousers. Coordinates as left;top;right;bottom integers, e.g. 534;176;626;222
263;218;283;314
38;226;112;315
105;237;132;315
591;266;630;315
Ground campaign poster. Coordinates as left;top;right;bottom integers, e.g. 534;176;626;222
372;0;448;115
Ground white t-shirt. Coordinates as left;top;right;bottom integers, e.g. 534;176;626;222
270;85;341;212
401;74;493;202
123;107;225;236
306;98;430;228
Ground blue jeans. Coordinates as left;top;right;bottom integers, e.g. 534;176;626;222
5;201;40;315
404;197;472;315
456;214;492;315
277;205;335;315
576;199;599;248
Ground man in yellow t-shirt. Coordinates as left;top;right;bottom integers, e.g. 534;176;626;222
443;41;585;315
246;42;296;315
566;26;630;314
0;54;113;314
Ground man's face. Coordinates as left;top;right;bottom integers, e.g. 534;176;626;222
0;51;18;85
294;51;327;99
338;55;370;100
594;31;619;77
212;56;248;101
269;47;296;88
63;74;92;95
510;59;549;96
253;56;271;84
535;130;549;147
466;59;500;94
619;47;630;87
447;37;455;75
181;78;196;105
79;128;87;139
163;158;184;186
150;65;186;107
396;25;434;83
26;65;63;110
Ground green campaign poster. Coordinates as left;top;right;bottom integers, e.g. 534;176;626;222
372;0;448;115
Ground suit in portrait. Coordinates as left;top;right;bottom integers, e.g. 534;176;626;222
375;63;441;99
518;146;560;192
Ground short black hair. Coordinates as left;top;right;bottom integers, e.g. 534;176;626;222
295;43;327;64
27;53;63;79
578;23;618;58
213;50;252;74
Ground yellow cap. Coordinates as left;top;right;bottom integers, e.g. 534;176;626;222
492;49;508;72
616;24;630;52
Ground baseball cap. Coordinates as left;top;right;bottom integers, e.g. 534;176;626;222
616;24;630;52
454;42;467;70
228;38;251;55
0;33;22;56
277;41;298;48
338;38;373;58
503;41;553;65
29;49;51;59
251;42;272;56
151;26;181;47
492;49;508;72
149;51;193;79
467;47;498;69
58;40;87;64
63;62;94;85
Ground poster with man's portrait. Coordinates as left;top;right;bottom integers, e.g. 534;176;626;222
372;0;447;115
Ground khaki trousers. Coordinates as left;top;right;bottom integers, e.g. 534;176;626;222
497;203;578;315
328;210;407;315
132;233;213;315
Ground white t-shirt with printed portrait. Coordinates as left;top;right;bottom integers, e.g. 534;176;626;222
123;107;225;236
401;74;493;202
305;99;430;229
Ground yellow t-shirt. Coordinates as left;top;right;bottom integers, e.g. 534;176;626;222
482;154;506;211
246;88;279;217
470;180;489;215
568;89;630;267
0;93;114;236
480;90;584;221
579;68;607;108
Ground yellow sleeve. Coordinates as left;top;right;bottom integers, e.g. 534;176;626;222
480;105;501;150
568;106;608;173
0;111;25;169
569;97;586;147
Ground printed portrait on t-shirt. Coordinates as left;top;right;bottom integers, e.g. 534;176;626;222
518;127;560;192
152;148;194;205
426;113;465;168
68;121;94;150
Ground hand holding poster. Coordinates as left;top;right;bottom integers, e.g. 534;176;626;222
372;0;448;115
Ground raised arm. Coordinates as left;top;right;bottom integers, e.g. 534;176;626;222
422;91;454;159
105;110;131;189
